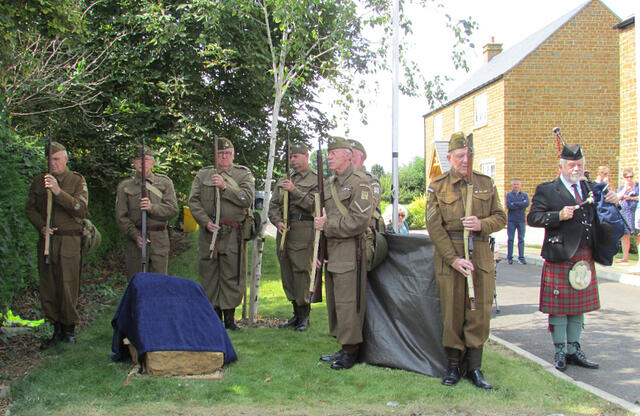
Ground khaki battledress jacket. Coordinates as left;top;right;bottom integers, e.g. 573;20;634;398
25;167;88;326
188;163;254;309
426;169;506;351
323;164;373;346
268;167;318;305
115;172;178;279
362;170;385;232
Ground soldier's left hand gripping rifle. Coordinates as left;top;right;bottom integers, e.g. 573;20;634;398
310;137;325;303
279;136;290;253
209;135;221;258
463;133;477;311
43;137;53;265
140;138;148;272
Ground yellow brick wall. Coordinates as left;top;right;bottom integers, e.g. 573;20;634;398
619;23;637;176
503;0;620;198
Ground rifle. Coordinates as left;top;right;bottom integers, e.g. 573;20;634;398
43;138;53;265
463;133;477;311
140;139;148;273
279;137;290;252
208;135;221;258
355;236;362;313
310;138;325;303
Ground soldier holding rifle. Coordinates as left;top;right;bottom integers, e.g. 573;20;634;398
25;141;88;350
314;137;372;370
527;133;618;372
269;143;317;332
425;132;506;389
115;145;178;280
188;138;254;330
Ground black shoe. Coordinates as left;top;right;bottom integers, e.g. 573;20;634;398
278;315;298;329
223;309;240;331
554;351;567;371
465;369;492;390
441;363;461;386
40;323;62;350
566;343;598;369
60;332;76;344
295;317;309;332
330;352;358;370
320;350;343;362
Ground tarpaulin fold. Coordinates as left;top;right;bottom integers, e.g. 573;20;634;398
361;233;446;377
111;272;237;364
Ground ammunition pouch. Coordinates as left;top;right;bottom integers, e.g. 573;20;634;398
243;211;261;241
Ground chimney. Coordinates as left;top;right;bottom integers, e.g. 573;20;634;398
483;36;503;62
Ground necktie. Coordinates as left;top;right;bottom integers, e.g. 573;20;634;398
572;184;582;204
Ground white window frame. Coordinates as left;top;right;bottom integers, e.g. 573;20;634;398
433;113;443;140
480;159;496;179
474;92;488;128
454;105;460;132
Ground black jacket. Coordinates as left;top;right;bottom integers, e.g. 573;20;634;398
527;177;596;263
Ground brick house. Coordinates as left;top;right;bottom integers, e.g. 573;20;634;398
616;16;637;173
424;0;622;202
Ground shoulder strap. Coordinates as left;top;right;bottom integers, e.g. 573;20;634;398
330;181;349;216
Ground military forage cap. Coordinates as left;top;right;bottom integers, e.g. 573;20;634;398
290;143;310;154
348;139;367;158
217;137;234;150
560;144;583;161
45;141;66;156
448;131;468;152
327;136;352;151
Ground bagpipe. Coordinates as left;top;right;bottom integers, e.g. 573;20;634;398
554;127;625;266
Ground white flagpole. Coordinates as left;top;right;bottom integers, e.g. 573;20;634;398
391;0;400;233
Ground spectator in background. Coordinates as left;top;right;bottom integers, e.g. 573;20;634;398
595;166;610;184
616;168;640;263
506;178;530;265
383;204;409;234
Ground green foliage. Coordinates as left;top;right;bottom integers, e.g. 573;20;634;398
0;124;42;311
379;157;425;205
370;163;385;178
407;194;427;230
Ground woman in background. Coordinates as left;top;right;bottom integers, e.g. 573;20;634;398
616;167;640;262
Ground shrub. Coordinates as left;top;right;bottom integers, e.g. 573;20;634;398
407;194;427;229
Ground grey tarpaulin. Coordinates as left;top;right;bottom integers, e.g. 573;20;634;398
361;233;447;377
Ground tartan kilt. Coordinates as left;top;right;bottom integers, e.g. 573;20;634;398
539;245;600;315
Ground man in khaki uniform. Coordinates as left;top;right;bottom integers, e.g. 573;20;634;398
269;144;318;332
349;139;384;233
188;138;254;330
115;146;178;280
426;132;506;389
315;137;372;370
25;141;88;349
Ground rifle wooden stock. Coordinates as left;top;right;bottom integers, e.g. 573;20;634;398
140;139;148;273
310;139;325;303
464;133;477;311
279;140;290;251
43;138;53;264
309;194;321;292
209;136;220;258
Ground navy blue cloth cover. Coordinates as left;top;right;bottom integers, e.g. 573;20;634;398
111;273;237;364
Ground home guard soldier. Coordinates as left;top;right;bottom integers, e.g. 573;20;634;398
269;143;318;332
315;137;373;370
25;141;89;349
115;146;178;280
188;137;255;330
425;132;506;389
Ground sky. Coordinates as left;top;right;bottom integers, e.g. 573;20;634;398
316;0;637;173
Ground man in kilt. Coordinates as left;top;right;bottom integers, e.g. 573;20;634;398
527;143;619;371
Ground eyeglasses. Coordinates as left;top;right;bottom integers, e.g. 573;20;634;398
625;175;634;179
398;213;405;218
218;150;233;157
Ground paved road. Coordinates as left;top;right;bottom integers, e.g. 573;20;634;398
491;261;640;406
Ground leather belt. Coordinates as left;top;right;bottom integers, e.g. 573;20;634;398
137;225;166;231
289;214;314;221
447;231;489;242
55;230;83;236
221;219;241;229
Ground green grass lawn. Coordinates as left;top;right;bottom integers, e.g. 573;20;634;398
7;235;630;415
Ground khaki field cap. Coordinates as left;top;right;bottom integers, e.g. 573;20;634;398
46;141;66;156
448;132;468;152
290;143;310;154
132;145;155;159
348;139;366;158
327;136;352;151
217;137;234;150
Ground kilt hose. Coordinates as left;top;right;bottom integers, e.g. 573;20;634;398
539;245;600;316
